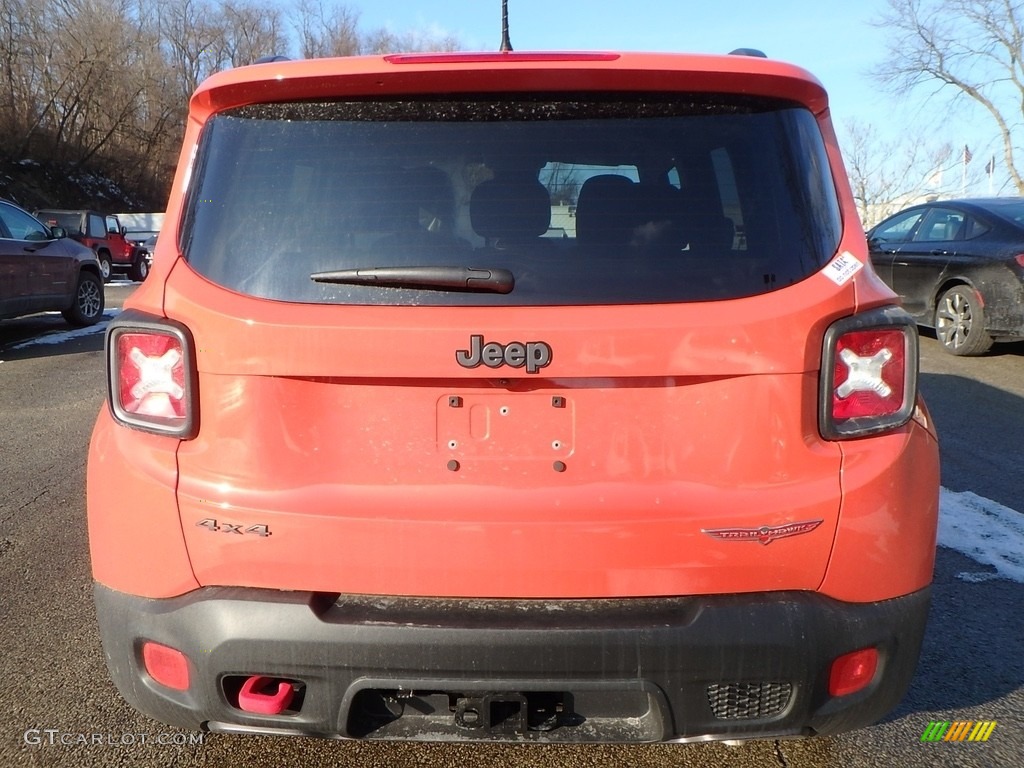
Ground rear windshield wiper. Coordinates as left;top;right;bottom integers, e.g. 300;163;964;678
311;266;514;294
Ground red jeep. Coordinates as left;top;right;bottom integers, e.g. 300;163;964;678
34;209;149;282
88;50;940;743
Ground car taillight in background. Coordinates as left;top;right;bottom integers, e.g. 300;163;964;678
819;307;918;440
106;311;198;438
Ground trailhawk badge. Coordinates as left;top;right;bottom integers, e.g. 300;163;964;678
702;519;823;545
456;335;552;374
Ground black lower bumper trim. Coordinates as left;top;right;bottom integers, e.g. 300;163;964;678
94;584;930;743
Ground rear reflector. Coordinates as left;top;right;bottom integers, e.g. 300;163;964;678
828;647;879;697
819;307;918;439
142;641;190;691
106;310;198;438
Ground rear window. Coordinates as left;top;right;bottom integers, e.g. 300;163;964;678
181;95;842;305
985;199;1024;227
37;211;83;234
87;214;106;239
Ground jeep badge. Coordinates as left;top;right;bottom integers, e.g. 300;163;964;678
456;334;552;374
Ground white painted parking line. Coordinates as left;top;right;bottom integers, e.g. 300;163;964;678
939;488;1024;584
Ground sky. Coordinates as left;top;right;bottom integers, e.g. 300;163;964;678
348;0;1009;197
356;0;887;120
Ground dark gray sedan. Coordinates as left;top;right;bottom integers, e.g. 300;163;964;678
867;197;1024;355
0;198;105;325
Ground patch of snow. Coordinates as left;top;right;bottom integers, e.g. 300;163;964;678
939;488;1024;584
7;309;120;350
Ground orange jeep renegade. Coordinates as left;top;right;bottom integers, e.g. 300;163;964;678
87;50;940;743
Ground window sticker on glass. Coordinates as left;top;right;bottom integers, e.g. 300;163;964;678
824;251;864;285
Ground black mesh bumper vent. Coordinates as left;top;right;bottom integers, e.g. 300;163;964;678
706;682;793;720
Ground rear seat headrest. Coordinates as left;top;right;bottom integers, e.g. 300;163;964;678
401;167;456;233
470;177;551;241
575;174;638;247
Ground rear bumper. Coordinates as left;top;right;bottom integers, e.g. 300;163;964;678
95;583;930;743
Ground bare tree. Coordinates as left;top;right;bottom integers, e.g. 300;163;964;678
1;0;58;154
541;162;580;206
293;0;330;58
841;119;957;227
872;0;1024;194
293;0;361;57
292;1;458;58
361;25;459;55
161;0;223;103
0;0;32;140
20;0;145;165
0;0;465;208
218;0;288;67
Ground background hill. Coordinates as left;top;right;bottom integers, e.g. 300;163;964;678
0;0;459;217
1;153;165;213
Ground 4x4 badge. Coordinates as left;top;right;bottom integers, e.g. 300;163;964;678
456;334;552;374
702;519;823;545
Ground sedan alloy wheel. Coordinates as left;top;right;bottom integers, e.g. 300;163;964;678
62;271;105;326
935;285;993;356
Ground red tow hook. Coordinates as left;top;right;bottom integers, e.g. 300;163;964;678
237;676;296;715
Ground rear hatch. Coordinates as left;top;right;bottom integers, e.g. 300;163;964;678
159;56;859;598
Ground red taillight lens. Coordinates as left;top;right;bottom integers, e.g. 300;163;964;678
828;647;879;697
820;307;918;440
116;332;187;419
832;330;907;420
107;312;197;438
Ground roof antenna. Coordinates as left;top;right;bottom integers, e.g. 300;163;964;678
499;0;513;51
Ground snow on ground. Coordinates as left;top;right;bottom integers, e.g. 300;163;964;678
6;309;120;351
939;488;1024;584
